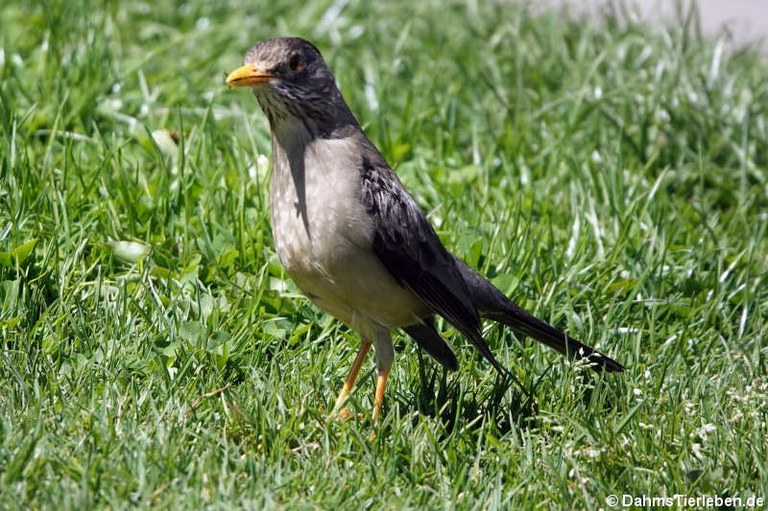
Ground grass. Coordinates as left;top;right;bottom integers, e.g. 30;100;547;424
1;0;767;508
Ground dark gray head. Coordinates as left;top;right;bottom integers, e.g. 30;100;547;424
226;37;356;133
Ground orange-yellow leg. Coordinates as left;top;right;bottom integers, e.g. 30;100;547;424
371;368;390;421
333;341;372;418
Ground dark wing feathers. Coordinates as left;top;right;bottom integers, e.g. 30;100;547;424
356;137;623;374
358;145;505;374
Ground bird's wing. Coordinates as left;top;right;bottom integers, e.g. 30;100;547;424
357;142;504;374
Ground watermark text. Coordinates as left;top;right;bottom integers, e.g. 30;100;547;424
606;494;764;508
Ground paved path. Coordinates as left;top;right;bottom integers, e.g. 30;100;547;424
544;0;767;54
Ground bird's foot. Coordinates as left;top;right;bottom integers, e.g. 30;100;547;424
335;407;363;420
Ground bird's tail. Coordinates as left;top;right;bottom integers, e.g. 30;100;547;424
453;256;624;373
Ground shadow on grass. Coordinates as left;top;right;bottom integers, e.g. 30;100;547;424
407;348;624;437
408;351;535;436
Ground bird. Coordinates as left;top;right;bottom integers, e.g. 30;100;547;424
225;37;623;419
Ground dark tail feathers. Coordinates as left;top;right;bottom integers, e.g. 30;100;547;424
453;256;624;373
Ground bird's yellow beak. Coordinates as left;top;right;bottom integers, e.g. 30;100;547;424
225;65;274;87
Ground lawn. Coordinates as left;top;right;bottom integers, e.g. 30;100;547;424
1;0;766;508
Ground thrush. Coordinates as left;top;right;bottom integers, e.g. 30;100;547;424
226;37;623;419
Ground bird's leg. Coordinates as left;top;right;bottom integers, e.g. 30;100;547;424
372;368;390;421
332;341;372;418
371;329;394;420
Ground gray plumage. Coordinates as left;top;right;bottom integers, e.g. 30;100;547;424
226;37;623;414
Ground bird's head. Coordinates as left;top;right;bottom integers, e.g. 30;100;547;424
226;37;350;131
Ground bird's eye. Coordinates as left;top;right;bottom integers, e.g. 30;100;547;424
288;53;304;73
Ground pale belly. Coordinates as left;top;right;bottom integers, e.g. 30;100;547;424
268;134;428;333
283;242;428;332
